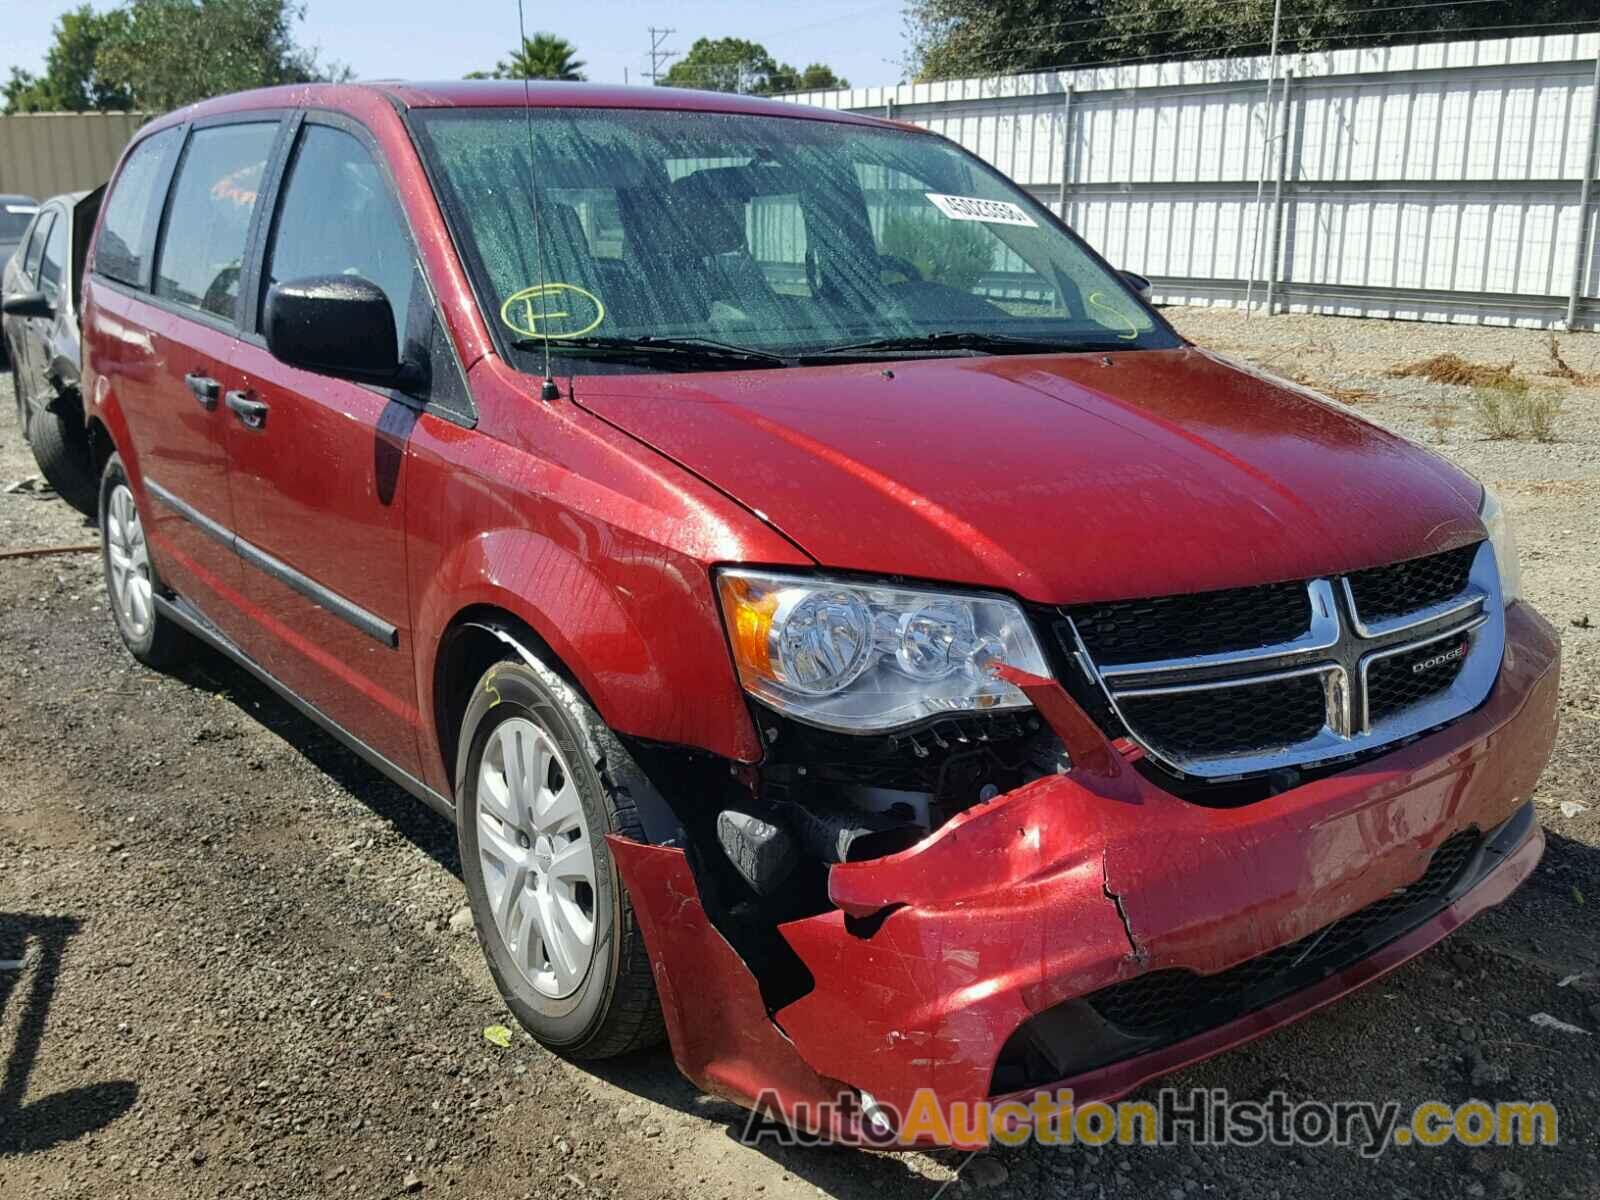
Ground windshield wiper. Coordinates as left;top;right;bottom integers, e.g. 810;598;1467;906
509;334;789;369
804;331;1138;358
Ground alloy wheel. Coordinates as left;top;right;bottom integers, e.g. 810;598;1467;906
105;483;153;641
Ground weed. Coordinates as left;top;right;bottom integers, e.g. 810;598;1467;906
1521;386;1564;442
1468;378;1563;441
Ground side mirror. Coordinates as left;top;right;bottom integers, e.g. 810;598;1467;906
1119;270;1153;301
264;275;401;384
2;289;53;319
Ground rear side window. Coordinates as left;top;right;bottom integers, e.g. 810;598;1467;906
154;122;278;321
39;210;68;301
96;127;181;288
23;212;54;280
262;124;415;346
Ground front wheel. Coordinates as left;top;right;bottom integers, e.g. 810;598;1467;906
455;653;664;1059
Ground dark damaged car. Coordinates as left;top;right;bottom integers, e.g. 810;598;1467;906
2;188;102;512
77;82;1560;1145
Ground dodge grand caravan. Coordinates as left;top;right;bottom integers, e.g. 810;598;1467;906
81;82;1559;1145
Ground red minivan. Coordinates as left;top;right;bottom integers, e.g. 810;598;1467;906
81;82;1559;1144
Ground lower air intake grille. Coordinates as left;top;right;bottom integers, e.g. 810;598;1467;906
1085;829;1480;1038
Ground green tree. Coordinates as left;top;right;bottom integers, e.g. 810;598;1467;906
95;0;345;113
661;37;848;95
770;62;851;93
2;6;132;113
907;0;1595;79
469;33;586;81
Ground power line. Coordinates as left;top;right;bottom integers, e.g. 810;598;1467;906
646;27;676;84
943;0;1517;73
941;15;1596;79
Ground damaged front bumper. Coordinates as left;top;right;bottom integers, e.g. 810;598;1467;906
610;601;1561;1147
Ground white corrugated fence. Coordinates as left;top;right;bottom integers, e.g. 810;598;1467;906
784;32;1600;329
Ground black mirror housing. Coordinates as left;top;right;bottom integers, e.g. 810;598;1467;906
264;275;400;383
2;289;54;320
1120;270;1153;301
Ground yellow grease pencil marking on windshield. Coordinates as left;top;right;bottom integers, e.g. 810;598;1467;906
1087;290;1141;340
500;282;605;339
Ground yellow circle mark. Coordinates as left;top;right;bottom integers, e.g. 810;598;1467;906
1087;290;1141;340
500;282;605;339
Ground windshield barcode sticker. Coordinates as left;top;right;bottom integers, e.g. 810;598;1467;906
924;193;1037;227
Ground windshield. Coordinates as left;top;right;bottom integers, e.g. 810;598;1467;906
410;107;1177;370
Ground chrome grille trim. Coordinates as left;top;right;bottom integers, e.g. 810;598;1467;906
1099;580;1342;681
1068;542;1503;780
1340;578;1485;639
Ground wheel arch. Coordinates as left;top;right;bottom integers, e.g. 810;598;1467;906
431;604;588;800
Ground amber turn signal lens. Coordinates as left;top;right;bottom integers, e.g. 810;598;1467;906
718;575;778;679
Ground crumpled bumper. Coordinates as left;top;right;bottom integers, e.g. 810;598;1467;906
610;601;1560;1147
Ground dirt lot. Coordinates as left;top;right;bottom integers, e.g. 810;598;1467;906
1;312;1598;1200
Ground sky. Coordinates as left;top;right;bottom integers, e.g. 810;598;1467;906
2;1;913;93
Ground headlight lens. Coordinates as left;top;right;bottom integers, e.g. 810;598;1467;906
716;569;1051;732
1480;485;1522;604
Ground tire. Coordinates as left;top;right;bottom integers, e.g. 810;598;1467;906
99;453;189;669
29;398;98;516
455;653;664;1059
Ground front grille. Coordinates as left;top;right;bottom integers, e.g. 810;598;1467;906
1068;580;1310;664
1366;634;1471;722
1117;673;1326;757
1346;543;1478;626
1059;542;1495;782
1086;829;1480;1039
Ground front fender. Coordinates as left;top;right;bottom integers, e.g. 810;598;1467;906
412;523;766;793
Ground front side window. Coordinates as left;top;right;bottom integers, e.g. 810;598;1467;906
22;212;54;281
154;122;278;320
39;208;68;302
96;127;181;288
411;108;1174;371
262;123;416;347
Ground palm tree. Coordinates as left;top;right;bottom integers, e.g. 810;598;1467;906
479;34;586;82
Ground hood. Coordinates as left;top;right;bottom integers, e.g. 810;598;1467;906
573;347;1484;604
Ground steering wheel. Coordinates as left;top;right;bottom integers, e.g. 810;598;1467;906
879;254;923;283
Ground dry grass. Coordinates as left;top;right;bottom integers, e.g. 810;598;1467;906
1542;334;1600;387
1428;402;1458;443
1388;353;1521;389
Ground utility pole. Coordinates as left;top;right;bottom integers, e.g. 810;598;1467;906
1244;0;1283;318
646;27;676;84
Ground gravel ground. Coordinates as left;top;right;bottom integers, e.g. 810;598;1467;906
1;314;1598;1200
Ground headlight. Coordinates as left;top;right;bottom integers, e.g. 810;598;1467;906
1480;485;1522;604
716;569;1051;732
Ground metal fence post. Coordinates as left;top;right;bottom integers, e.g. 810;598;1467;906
1059;84;1075;222
1567;53;1600;330
1265;69;1295;315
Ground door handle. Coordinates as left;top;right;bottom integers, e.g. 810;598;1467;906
184;372;219;409
224;390;269;430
